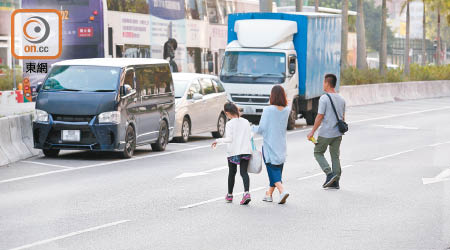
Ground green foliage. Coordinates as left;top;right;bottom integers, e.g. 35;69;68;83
0;67;23;91
341;64;450;85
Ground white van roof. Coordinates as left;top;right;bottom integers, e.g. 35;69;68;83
53;58;169;67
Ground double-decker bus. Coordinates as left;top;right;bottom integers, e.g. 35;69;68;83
22;0;258;89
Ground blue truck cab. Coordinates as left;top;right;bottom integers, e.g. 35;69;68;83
220;12;341;128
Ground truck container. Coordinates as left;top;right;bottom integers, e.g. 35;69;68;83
220;12;341;128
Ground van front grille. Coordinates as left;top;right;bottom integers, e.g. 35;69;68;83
51;114;95;123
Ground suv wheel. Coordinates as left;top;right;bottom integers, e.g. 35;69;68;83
152;120;169;151
122;125;136;159
212;113;226;138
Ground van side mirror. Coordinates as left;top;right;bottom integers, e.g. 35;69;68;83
193;93;203;100
120;84;133;96
288;55;297;75
36;82;43;93
208;61;214;73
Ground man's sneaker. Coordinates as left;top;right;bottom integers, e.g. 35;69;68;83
278;192;290;204
225;194;233;203
330;180;340;189
240;193;251;205
323;173;338;188
262;195;273;202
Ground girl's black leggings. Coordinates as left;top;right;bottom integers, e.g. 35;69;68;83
228;159;250;194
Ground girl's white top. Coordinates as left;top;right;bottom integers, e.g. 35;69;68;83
215;117;252;157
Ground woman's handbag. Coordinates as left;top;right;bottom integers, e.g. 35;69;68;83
248;138;262;174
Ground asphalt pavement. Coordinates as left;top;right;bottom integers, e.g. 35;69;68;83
1;97;450;250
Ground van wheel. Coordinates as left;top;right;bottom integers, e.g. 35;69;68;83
175;117;190;143
152;120;169;151
287;104;297;130
43;149;59;158
304;111;317;126
122;125;136;159
212;113;226;138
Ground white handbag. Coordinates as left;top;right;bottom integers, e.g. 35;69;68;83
248;138;262;174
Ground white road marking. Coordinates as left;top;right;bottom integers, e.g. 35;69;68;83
297;165;354;181
21;161;74;169
422;168;450;185
7;220;130;250
175;166;228;179
3;106;450;185
180;165;355;209
205;166;228;173
175;172;209;179
180;187;266;209
349;106;450;124
374;125;419;130
428;142;446;147
372;150;415;161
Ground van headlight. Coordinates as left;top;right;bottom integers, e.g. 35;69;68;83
34;109;49;122
98;111;121;124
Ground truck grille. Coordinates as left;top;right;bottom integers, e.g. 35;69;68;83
231;94;270;104
51;114;95;123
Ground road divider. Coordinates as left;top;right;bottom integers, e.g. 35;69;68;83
340;80;450;106
0;114;41;167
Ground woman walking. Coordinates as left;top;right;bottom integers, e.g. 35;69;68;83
253;85;290;204
212;103;253;205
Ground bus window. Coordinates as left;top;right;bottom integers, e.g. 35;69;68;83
186;0;207;20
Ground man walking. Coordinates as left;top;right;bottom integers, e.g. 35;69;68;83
307;74;346;189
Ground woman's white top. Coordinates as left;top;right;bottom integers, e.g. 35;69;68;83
215;117;252;157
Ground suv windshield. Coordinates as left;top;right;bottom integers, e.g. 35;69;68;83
220;51;286;84
42;66;121;92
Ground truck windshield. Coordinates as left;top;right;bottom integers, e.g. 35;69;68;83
220;51;286;84
42;66;121;92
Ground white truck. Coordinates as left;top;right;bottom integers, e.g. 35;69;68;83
220;12;341;129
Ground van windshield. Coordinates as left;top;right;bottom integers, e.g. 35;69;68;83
220;51;286;84
42;66;121;92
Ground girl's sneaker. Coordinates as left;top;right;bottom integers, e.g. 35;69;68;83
240;193;251;205
262;195;273;202
225;194;233;203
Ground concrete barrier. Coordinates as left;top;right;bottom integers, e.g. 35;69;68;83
19;114;40;155
9;115;33;159
0;117;21;163
339;80;450;107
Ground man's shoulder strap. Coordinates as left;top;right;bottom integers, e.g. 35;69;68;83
326;93;340;121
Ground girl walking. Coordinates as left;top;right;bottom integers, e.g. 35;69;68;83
212;103;253;205
253;85;290;204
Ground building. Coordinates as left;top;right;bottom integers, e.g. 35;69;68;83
0;0;20;70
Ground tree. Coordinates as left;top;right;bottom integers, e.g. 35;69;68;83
356;0;367;70
315;0;319;12
341;0;349;71
380;0;387;75
422;0;427;65
400;0;412;76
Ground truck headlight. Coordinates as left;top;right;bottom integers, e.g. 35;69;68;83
98;111;121;124
34;109;48;122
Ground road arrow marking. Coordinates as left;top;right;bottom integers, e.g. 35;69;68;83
422;168;450;185
175;165;228;179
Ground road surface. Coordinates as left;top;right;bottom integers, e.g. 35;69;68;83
1;97;449;250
